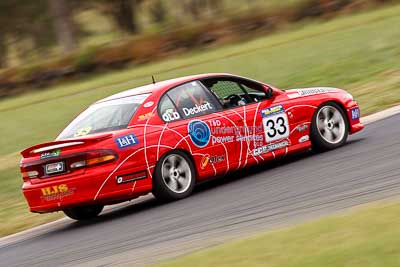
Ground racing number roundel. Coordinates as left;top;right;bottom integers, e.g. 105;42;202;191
262;113;290;142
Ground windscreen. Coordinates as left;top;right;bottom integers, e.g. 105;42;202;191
57;94;150;139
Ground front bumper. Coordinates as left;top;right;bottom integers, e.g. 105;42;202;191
346;102;364;134
349;122;364;134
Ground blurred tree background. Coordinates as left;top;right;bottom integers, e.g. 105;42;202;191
0;0;304;68
0;0;396;96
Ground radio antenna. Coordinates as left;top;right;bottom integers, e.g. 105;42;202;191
152;75;156;85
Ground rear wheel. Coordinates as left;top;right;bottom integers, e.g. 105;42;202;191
152;151;195;202
63;205;104;221
311;102;349;151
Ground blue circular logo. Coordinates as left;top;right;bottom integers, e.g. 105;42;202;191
188;120;211;148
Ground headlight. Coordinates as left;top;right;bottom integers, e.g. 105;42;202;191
344;93;354;101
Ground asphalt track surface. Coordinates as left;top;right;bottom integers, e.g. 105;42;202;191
1;114;400;267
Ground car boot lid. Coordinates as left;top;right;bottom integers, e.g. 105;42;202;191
20;133;113;158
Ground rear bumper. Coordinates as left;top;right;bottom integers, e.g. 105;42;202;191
22;165;152;213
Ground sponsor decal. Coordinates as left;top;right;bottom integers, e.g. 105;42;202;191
212;135;234;145
351;107;360;120
298;88;336;96
116;171;147;184
211;134;265;146
287;88;337;99
183;102;213;117
236;135;264;142
260;105;284;118
299;135;310;143
200;154;225;169
296;123;309;132
143;101;154;108
209;120;263;135
162;109;181;122
287;94;298;99
41;184;75;201
253;140;289;156
188;120;211;148
115;134;139;149
40;149;61;160
207;119;265;147
138;112;154;121
74;126;92;137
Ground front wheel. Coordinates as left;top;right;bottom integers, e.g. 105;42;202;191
152;151;195;202
63;205;104;221
310;102;349;151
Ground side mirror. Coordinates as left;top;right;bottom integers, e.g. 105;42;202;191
264;86;274;98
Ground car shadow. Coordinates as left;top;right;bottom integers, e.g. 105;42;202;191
49;137;366;234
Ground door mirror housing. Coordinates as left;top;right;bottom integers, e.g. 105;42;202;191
264;85;274;98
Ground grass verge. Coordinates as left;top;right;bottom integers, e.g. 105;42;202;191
0;5;399;237
154;201;400;267
0;168;62;237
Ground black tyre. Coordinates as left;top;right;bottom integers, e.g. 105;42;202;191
63;205;104;221
310;102;349;151
152;150;196;202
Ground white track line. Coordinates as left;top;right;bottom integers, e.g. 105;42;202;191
360;105;400;125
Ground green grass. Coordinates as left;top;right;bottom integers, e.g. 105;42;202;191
0;5;399;237
154;201;400;267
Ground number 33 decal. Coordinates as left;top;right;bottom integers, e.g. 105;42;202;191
262;114;290;142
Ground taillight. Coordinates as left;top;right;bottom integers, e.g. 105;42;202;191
70;150;117;170
20;149;118;180
21;170;39;179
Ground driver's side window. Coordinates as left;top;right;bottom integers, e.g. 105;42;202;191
209;81;243;99
206;80;246;109
202;78;266;109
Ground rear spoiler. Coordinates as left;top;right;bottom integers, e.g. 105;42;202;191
20;133;113;158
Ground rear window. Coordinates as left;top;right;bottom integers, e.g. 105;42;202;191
57;94;149;139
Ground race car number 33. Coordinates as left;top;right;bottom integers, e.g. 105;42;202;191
262;113;290;142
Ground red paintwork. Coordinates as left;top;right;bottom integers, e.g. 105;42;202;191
20;73;364;213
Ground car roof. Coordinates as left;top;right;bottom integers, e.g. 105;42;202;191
96;73;242;103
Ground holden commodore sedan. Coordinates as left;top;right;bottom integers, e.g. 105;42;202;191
20;73;364;220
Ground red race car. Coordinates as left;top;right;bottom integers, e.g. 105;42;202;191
20;73;364;220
